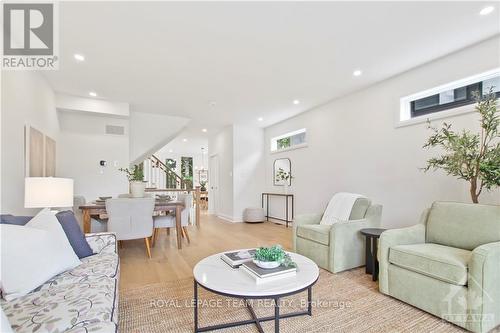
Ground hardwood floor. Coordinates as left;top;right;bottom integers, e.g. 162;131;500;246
118;212;292;290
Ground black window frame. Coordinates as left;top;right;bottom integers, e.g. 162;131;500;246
410;81;500;118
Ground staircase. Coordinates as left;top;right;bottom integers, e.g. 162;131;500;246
144;155;186;189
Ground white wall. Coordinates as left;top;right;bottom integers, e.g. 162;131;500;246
208;126;234;219
208;125;265;221
264;37;500;228
233;125;265;221
129;111;190;165
57;112;129;202
1;71;59;215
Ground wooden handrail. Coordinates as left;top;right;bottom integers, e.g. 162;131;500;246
148;155;185;189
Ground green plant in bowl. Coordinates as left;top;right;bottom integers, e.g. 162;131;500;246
253;245;296;269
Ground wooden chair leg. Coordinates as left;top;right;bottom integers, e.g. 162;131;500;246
166;228;170;236
182;227;190;243
144;237;152;258
152;228;158;247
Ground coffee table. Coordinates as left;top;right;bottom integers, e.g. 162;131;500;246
193;251;319;333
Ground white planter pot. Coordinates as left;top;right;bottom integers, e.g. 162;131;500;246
130;181;146;198
253;259;281;269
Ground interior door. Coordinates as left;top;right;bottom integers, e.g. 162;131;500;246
209;155;219;214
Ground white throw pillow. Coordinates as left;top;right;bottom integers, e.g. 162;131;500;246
0;306;14;333
0;208;81;301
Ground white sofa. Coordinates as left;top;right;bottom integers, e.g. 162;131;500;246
1;232;119;333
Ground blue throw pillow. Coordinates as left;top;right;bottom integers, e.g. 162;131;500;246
0;214;32;225
55;211;94;259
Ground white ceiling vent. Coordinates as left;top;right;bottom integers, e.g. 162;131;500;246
105;125;125;135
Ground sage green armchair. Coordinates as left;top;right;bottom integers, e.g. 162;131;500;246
293;198;382;273
379;201;500;333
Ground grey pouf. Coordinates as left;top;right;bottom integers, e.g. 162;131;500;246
244;207;265;223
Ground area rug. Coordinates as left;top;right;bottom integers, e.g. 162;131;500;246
119;268;468;332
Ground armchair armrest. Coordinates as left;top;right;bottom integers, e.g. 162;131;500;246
85;232;118;255
328;217;378;273
292;213;322;251
294;213;323;226
378;224;426;294
467;241;500;333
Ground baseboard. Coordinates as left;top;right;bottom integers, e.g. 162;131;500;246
217;213;243;223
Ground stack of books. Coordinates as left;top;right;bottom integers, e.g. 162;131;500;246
221;249;256;268
241;261;297;284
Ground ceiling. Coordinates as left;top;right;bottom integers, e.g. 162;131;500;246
44;1;500;140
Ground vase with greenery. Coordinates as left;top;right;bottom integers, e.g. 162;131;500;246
199;180;207;192
253;245;296;269
119;165;146;198
423;88;499;203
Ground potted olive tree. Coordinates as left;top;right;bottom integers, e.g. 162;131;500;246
423;88;499;203
119;165;146;198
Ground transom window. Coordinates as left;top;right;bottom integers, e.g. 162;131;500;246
271;128;306;152
400;69;500;124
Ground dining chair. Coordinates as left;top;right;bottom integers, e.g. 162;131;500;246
73;195;107;232
106;197;155;258
152;193;192;247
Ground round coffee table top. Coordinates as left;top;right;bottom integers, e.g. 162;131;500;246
193;251;319;298
360;228;386;238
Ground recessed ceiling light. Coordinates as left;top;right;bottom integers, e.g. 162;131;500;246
169;149;173;153
89;91;97;97
293;100;300;105
353;69;362;77
257;117;263;122
183;138;188;142
74;54;85;62
202;128;207;133
480;6;495;15
209;101;217;107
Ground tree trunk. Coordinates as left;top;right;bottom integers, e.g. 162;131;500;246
470;179;479;203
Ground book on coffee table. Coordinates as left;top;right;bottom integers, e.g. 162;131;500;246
241;261;297;284
221;249;256;268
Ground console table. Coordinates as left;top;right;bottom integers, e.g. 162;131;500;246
261;193;294;227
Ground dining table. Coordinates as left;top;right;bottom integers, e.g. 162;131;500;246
79;200;186;249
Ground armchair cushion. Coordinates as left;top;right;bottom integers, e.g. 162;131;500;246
349;197;371;220
296;224;331;246
426;202;500;251
389;243;471;286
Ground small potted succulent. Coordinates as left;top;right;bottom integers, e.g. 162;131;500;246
119;165;146;198
253;245;296;269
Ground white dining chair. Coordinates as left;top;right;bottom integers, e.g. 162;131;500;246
106;197;155;258
73;195;107;232
152;193;192;246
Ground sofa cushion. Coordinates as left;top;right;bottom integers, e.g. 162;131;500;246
0;215;32;225
56;210;94;259
389;243;471;286
297;224;331;245
38;253;119;291
426;201;500;251
0;209;81;301
1;274;118;333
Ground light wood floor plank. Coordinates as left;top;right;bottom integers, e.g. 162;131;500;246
118;212;292;290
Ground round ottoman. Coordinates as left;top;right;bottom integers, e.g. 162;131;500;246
243;207;265;223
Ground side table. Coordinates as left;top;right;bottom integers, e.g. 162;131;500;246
360;228;386;281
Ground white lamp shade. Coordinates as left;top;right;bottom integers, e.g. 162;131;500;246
25;177;74;208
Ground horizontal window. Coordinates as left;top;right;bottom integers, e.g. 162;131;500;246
400;69;500;124
271;128;306;152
